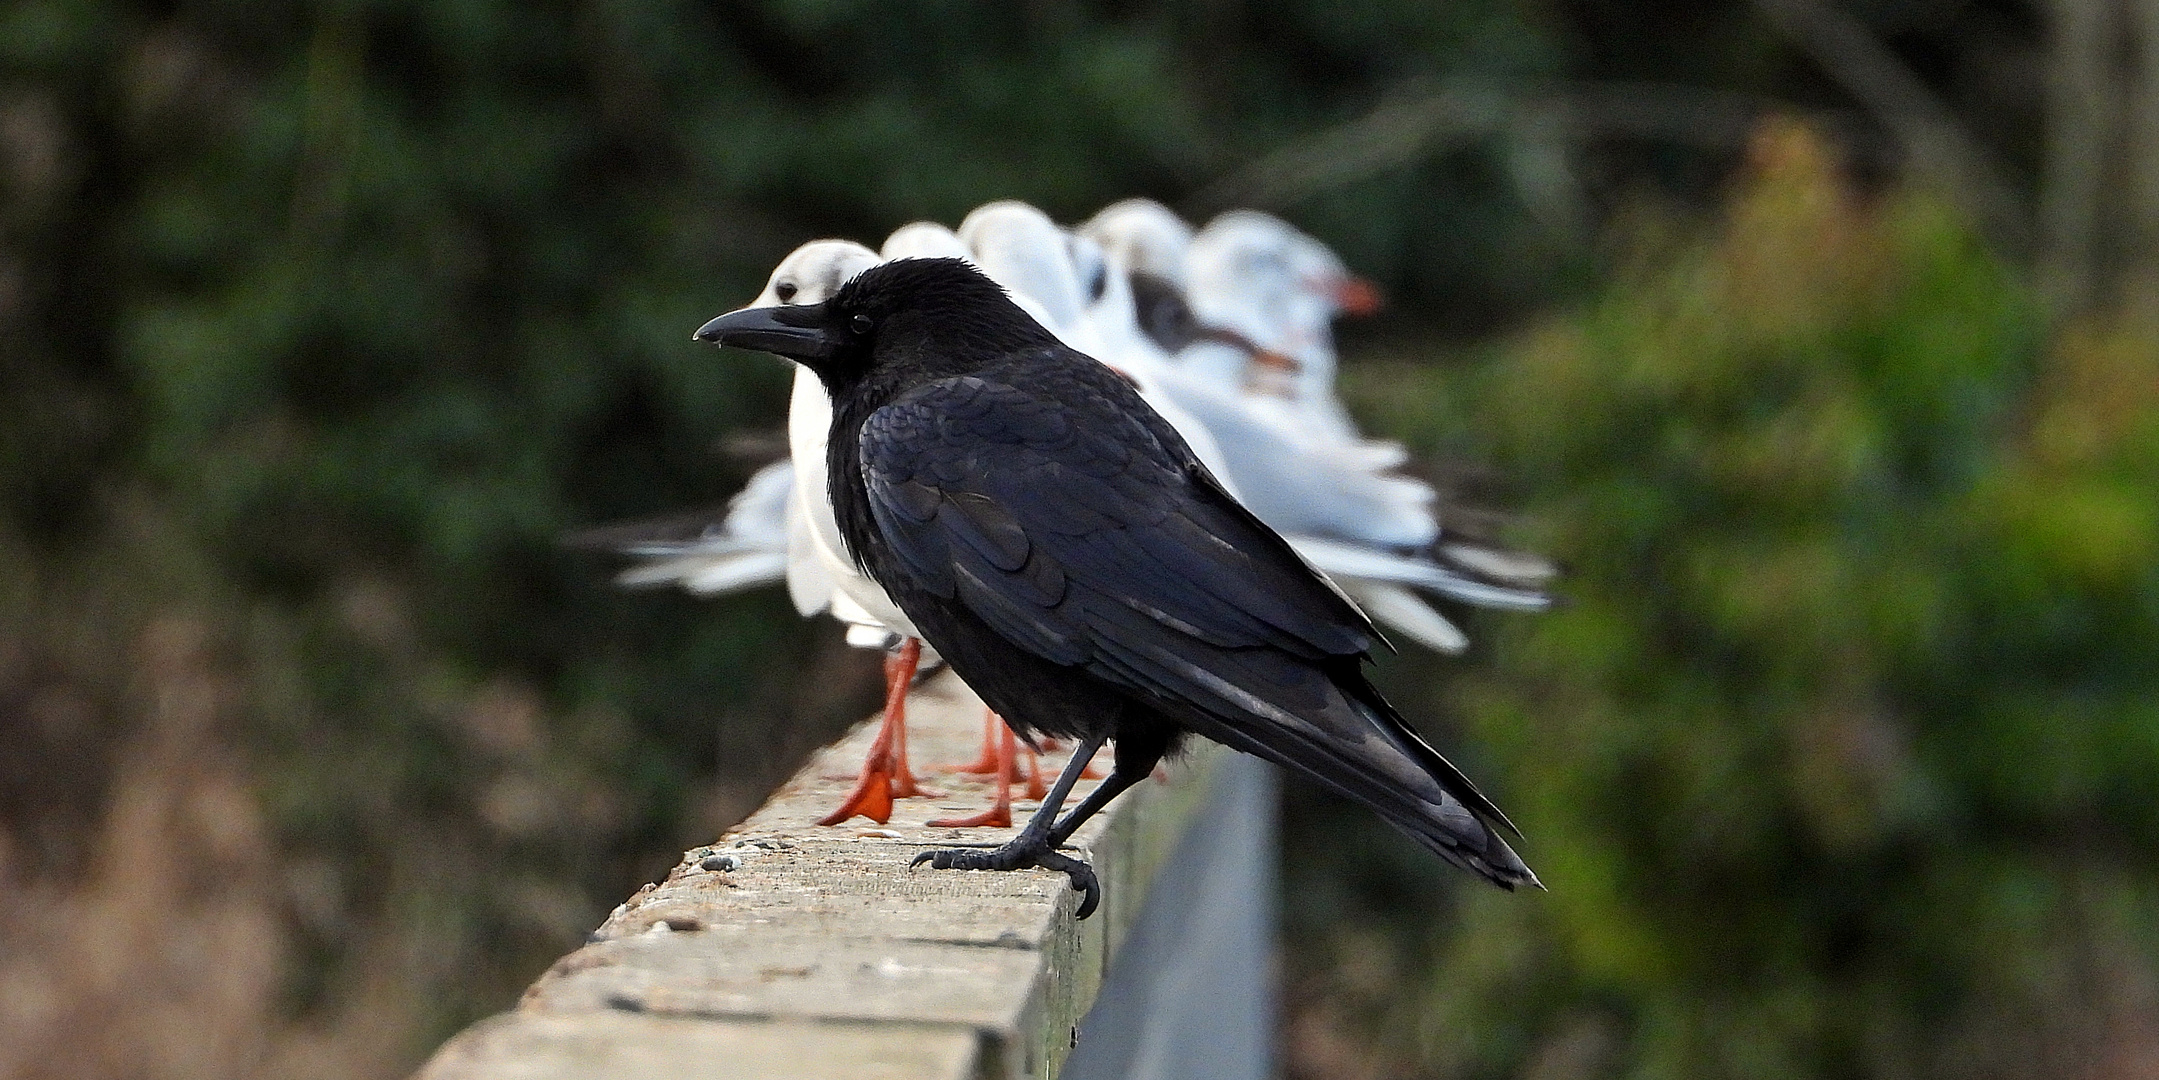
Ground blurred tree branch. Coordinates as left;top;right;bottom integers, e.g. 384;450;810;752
2037;0;2114;312
1186;82;1504;213
2123;0;2159;308
1187;81;1874;214
1197;4;2037;269
1750;0;2032;254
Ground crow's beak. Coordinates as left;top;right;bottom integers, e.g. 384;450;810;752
693;303;841;363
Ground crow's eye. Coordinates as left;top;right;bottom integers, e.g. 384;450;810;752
850;314;874;335
775;282;798;302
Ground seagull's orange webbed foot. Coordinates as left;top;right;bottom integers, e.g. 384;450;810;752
947;707;1001;774
817;638;938;825
818;710;904;825
930;712;1018;828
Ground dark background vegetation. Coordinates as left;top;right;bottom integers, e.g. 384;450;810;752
2;1;2155;1077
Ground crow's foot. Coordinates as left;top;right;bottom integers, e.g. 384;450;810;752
910;842;1101;919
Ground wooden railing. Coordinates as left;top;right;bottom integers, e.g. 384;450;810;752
413;668;1274;1080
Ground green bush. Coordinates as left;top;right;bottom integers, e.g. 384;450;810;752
1305;123;2159;1079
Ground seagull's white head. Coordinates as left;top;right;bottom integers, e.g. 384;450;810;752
958;201;1089;337
1080;199;1194;288
1188;210;1380;326
750;239;882;308
1066;229;1153;352
881;221;974;263
1066;231;1115;311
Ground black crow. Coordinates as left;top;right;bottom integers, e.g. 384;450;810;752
695;258;1536;918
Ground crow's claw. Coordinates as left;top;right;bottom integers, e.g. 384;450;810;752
908;843;1102;919
1033;850;1100;919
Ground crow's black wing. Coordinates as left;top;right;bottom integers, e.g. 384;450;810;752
859;370;1532;885
862;371;1372;663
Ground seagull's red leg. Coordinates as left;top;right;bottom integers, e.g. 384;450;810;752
884;642;940;798
817;637;926;825
929;713;1017;828
1033;735;1099;775
1010;734;1098;786
948;707;1001;774
1022;741;1047;800
887;703;944;799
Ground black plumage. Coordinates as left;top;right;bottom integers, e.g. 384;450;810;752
695;258;1536;917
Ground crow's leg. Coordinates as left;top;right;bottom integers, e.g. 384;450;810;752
913;734;1110;918
817;637;938;826
1032;736;1109;776
1038;735;1109;783
1046;731;1169;848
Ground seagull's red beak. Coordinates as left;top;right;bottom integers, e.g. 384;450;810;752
1332;275;1384;317
1242;348;1301;398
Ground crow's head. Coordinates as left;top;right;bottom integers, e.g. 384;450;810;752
695;257;1051;392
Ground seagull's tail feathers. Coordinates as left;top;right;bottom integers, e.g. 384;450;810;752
615;549;788;596
1329;433;1410;472
577;460;829;612
1434;539;1561;591
1335;580;1468;654
1325;465;1441;549
1291;536;1553;614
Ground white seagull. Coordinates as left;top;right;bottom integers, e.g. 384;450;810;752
620;240;941;826
875;218;1061;824
1083;204;1554;649
1186;209;1385;443
1190;211;1560;594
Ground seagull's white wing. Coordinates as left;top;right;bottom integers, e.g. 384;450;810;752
612;458;797;596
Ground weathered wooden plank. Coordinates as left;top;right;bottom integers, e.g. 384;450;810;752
414;668;1227;1080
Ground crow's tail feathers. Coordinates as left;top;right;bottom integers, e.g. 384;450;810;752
1196;675;1537;891
1353;693;1540;890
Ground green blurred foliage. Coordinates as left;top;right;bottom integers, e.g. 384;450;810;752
1307;124;2159;1079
